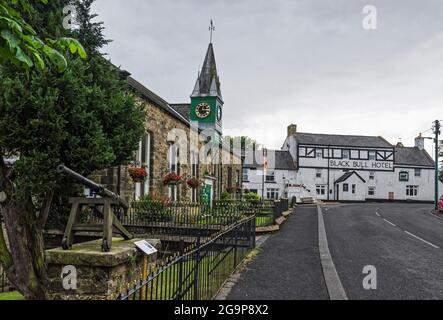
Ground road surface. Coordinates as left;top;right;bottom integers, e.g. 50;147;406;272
227;203;443;300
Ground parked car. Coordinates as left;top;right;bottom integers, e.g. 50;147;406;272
439;196;443;212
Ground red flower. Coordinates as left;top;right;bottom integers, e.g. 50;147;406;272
128;167;147;182
187;177;200;189
163;172;182;185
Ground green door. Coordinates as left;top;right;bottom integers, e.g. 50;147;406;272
202;185;212;206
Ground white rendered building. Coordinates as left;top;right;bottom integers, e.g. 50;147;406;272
243;124;443;203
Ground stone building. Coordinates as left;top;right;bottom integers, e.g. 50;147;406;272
91;42;243;203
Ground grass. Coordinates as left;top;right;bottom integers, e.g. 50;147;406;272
0;291;24;300
124;248;250;300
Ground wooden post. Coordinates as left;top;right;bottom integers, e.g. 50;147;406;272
140;255;148;299
102;199;113;252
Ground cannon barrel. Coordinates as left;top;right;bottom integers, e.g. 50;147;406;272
57;165;129;209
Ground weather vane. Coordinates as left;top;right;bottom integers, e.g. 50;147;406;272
209;19;215;43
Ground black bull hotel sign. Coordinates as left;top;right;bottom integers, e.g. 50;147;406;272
329;159;393;171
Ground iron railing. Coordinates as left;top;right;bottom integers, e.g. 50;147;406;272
118;215;256;300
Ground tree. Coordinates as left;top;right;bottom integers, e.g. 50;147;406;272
224;136;262;152
0;0;85;71
0;0;145;299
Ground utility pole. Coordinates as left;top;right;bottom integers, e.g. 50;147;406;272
433;120;441;211
262;148;267;200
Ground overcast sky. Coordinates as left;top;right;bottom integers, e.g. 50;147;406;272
92;0;443;157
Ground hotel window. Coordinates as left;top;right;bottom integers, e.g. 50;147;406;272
399;171;409;182
266;170;275;182
266;188;279;200
343;183;349;192
406;185;418;197
369;171;375;180
243;168;249;182
343;150;350;159
368;187;376;196
414;169;422;177
352;184;356;194
316;185;326;196
316;169;322;178
369;151;376;160
316;149;323;158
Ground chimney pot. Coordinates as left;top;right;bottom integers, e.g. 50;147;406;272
287;124;297;137
415;133;425;151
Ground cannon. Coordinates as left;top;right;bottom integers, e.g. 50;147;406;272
57;165;133;252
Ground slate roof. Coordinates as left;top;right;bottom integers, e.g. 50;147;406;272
293;132;393;148
395;147;435;167
170;104;190;120
244;150;297;170
127;77;190;125
334;171;366;184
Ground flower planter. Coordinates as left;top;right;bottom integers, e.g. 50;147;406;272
128;167;148;183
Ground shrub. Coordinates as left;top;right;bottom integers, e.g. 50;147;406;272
220;192;231;201
245;192;261;201
134;194;172;222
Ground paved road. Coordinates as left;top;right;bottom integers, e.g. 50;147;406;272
227;205;329;300
323;203;443;299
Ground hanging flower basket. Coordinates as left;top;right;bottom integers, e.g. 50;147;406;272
163;172;182;186
128;167;147;183
187;177;200;189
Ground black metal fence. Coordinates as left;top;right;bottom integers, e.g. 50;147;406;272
118;215;256;300
54;199;289;252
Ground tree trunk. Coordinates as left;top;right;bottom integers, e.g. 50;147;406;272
1;200;48;300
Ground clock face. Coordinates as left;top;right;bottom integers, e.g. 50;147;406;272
195;103;211;119
217;106;222;122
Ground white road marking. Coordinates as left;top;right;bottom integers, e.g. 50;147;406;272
383;219;396;227
375;212;380;217
404;231;440;249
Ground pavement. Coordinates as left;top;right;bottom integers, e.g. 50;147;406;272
227;202;443;300
226;205;329;300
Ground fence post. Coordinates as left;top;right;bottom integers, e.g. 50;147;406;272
178;239;184;300
234;224;238;268
273;200;281;223
193;235;201;300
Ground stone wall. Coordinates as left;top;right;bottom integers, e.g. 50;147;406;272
46;238;160;300
90;95;243;203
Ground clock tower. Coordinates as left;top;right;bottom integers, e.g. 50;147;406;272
190;42;223;144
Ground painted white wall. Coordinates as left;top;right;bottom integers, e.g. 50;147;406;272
243;168;297;199
335;175;366;201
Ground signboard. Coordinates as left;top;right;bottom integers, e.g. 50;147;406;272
134;240;158;256
329;159;393;171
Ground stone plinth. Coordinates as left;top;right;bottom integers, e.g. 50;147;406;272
46;238;160;300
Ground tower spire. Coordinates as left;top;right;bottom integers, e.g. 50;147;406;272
209;20;215;44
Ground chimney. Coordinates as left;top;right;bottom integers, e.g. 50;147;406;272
415;133;425;151
287;124;297;137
